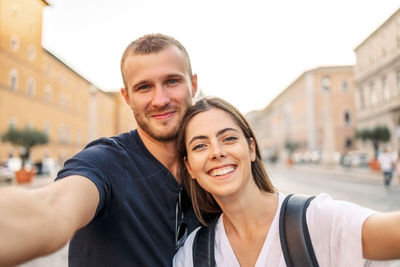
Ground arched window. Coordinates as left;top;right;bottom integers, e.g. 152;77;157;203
27;78;35;97
9;69;18;91
45;85;52;103
10;35;19;51
343;110;351;126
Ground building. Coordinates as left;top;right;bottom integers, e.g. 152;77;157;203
0;0;135;165
248;66;356;164
354;8;400;157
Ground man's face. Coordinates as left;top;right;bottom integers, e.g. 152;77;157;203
121;46;197;142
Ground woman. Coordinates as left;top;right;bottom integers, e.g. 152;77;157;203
173;97;400;267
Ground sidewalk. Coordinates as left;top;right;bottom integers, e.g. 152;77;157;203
266;162;395;185
0;174;53;188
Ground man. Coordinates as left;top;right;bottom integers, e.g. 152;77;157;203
0;34;199;266
378;148;394;186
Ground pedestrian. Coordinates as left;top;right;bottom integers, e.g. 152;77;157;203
378;148;394;186
395;150;400;185
0;33;199;267
173;97;400;267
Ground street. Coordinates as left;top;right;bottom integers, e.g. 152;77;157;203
267;164;400;212
17;164;400;266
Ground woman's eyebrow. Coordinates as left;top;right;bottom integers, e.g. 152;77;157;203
216;128;238;137
187;128;239;146
188;135;208;146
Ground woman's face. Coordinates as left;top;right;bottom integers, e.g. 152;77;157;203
184;108;256;199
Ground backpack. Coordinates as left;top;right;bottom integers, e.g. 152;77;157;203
192;194;319;267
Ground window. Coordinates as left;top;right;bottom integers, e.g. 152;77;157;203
58;125;64;144
27;78;35;97
28;45;36;60
10;69;18;91
10;35;19;51
382;77;390;101
59;93;65;108
321;76;331;91
345;138;353;149
342;79;349;92
370;83;377;107
343;111;351;126
397;71;400;95
44;121;50;137
76;130;82;146
364;85;370;107
12;3;19;18
46;64;52;76
355;88;363;109
9;118;17;129
45;85;52;103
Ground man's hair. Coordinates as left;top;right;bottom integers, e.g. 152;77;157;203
120;33;193;89
176;97;276;225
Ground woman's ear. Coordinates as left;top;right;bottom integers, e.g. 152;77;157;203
249;138;256;162
184;156;196;180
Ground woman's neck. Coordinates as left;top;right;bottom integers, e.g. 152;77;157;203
218;190;279;267
220;190;278;236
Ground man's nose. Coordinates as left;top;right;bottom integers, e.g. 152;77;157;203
151;86;170;108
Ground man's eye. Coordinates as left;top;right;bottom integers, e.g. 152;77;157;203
168;79;178;85
138;85;150;91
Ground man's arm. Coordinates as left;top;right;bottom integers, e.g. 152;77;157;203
362;211;400;260
0;175;99;266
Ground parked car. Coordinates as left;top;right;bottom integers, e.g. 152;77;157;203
0;163;14;183
342;151;369;167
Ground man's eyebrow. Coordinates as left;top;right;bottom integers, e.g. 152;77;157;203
187;128;239;146
131;80;151;90
165;73;185;79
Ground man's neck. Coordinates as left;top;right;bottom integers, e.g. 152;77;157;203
137;128;179;181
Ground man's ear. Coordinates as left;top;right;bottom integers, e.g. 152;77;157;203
184;157;196;180
121;87;130;106
249;137;256;162
191;74;198;97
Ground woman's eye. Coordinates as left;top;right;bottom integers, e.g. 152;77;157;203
192;144;205;151
224;136;237;142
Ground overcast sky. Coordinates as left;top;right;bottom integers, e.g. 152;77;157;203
42;0;400;114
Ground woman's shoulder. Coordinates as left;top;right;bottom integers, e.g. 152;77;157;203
173;226;201;267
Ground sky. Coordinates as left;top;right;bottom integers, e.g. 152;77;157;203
42;0;400;114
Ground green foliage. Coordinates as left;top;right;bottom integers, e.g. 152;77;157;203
355;125;391;157
284;139;299;155
2;127;49;160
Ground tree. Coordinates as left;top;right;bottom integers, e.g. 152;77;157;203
2;127;49;168
355;125;391;158
284;139;299;155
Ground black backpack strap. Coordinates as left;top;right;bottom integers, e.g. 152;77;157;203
279;194;319;267
192;220;217;267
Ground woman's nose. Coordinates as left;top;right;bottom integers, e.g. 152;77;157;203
209;144;226;160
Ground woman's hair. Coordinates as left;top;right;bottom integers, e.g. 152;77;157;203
176;97;275;225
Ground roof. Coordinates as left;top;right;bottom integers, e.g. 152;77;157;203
354;8;400;51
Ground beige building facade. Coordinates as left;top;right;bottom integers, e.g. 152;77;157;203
248;66;356;163
354;8;400;156
0;0;135;165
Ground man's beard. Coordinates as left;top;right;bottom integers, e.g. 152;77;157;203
139;120;180;142
134;106;187;142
